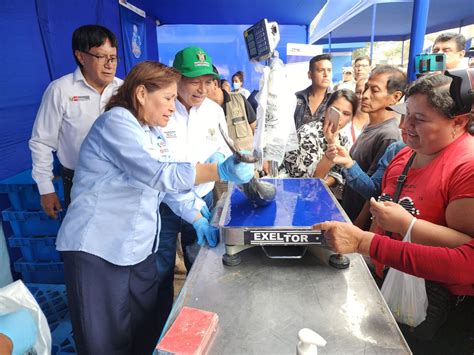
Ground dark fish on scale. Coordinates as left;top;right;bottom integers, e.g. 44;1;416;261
218;124;276;206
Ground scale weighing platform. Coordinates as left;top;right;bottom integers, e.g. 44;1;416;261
218;178;350;267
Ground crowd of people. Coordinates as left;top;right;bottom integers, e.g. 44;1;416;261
0;23;472;355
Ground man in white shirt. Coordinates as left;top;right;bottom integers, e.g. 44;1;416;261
432;32;467;70
29;25;122;218
156;46;230;333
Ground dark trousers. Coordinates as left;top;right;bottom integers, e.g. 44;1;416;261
368;265;474;354
62;251;160;355
400;296;474;354
155;192;213;335
60;166;74;207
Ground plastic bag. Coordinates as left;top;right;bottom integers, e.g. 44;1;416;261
381;221;428;327
253;58;298;171
0;280;51;354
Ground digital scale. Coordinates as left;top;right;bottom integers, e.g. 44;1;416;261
243;18;280;62
217;178;351;268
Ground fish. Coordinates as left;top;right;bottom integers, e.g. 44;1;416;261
218;124;276;206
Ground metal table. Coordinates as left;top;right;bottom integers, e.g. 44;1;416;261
162;179;411;354
166;246;410;354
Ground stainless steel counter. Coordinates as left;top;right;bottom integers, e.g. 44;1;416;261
165;244;411;354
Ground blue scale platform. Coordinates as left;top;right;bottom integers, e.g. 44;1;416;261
223;178;347;228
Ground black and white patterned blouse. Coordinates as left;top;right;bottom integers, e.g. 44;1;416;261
280;119;351;182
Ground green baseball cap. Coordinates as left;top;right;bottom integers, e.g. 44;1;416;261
173;47;219;79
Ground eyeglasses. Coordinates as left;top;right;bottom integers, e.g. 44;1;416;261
354;64;370;69
82;51;119;65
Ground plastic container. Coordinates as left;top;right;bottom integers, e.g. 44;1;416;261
8;236;60;262
14;259;64;284
50;321;76;354
2;208;64;237
0;169;64;211
25;283;76;354
27;283;68;325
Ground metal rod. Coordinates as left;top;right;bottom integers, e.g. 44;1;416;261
407;0;431;82
401;39;405;66
370;4;377;63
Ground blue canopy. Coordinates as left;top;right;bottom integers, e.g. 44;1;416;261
131;0;326;25
310;0;474;44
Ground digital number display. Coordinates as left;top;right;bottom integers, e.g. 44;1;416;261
244;19;271;61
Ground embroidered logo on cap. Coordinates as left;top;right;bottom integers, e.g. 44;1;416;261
194;51;210;67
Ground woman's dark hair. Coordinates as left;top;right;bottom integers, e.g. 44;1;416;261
406;74;454;118
232;70;244;83
406;73;474;134
72;25;118;68
106;61;181;123
327;89;358;116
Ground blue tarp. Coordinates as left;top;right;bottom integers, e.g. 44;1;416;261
0;0;159;181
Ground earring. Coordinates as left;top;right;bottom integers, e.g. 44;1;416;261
451;128;456;139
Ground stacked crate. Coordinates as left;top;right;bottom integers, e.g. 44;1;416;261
0;170;76;353
0;169;65;283
28;283;76;354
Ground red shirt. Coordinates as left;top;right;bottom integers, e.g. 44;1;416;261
370;235;474;296
374;133;474;294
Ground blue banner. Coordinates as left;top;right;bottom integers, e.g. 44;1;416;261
119;4;147;73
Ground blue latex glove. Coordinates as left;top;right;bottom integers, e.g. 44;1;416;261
200;205;212;221
0;309;37;354
217;154;254;184
205;152;226;164
193;217;219;247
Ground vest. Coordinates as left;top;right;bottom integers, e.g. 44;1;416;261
224;93;254;151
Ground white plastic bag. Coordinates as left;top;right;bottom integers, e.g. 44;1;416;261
0;280;51;354
253;58;298;170
381;219;428;327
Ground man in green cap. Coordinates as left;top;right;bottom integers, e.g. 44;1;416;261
156;46;231;332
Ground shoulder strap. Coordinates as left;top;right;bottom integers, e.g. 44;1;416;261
392;151;416;204
384;151;416;238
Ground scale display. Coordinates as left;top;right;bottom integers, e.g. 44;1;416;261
244;19;279;62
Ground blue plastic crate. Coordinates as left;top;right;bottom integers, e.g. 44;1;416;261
0;169;64;211
51;321;76;354
14;259;64;284
26;283;68;325
25;283;76;354
8;236;60;262
2;208;64;237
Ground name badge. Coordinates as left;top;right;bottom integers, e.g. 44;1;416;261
164;131;177;139
70;95;90;102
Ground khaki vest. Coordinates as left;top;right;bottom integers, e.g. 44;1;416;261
225;93;254;151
